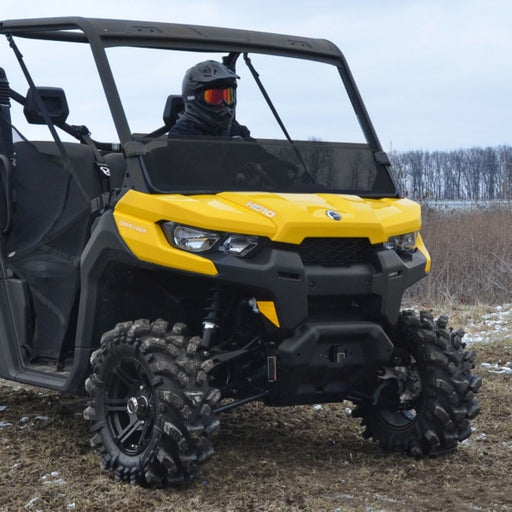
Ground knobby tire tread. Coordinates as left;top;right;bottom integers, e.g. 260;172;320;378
352;310;481;457
84;319;220;487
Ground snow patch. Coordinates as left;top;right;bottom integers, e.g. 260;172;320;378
41;471;67;486
24;497;40;510
464;305;512;344
481;362;512;374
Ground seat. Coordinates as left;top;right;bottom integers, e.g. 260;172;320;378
145;95;184;138
163;94;184;129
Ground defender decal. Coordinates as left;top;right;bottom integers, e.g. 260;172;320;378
245;200;276;218
118;219;147;234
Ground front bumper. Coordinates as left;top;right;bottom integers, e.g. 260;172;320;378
212;244;428;330
268;320;394;405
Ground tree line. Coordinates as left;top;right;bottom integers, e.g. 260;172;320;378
389;145;512;201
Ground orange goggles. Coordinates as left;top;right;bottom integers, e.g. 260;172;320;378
202;87;236;106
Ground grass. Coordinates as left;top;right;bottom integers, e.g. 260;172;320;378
407;205;512;306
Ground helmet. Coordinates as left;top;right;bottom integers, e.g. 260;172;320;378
182;60;239;98
181;60;240;135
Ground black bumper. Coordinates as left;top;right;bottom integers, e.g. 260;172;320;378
212;245;428;330
269;320;394;405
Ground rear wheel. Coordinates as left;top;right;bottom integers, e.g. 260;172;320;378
352;310;482;456
83;319;220;486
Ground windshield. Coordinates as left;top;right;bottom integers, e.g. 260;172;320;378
106;48;395;195
108;48;364;143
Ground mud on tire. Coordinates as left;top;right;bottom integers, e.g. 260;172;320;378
83;319;220;487
352;310;482;457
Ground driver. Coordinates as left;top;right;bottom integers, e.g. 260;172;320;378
169;60;250;137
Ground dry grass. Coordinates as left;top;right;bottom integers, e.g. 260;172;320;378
407;205;512;306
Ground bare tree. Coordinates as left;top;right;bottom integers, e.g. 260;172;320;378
390;145;512;202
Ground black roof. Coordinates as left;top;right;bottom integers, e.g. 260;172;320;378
0;17;343;63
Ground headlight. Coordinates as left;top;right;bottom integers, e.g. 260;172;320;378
165;224;220;253
162;223;265;258
383;232;418;253
220;234;260;257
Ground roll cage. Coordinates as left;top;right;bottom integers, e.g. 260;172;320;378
0;17;389;193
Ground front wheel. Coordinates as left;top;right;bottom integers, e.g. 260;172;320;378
83;319;220;487
352;310;482;456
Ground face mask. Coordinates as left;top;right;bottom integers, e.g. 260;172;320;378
184;95;236;134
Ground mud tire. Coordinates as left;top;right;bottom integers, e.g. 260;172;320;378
352;310;482;456
83;319;220;487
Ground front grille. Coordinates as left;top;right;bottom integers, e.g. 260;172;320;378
273;237;372;266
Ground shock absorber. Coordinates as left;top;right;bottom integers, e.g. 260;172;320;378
201;286;224;349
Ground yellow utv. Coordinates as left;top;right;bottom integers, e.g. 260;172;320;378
0;18;481;486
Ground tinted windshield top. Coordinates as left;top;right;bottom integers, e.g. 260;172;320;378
144;138;395;196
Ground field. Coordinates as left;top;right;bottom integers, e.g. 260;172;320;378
1;207;512;512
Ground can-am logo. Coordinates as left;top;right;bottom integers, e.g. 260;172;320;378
246;201;276;218
326;210;341;221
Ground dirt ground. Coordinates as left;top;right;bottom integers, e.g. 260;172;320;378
1;313;511;512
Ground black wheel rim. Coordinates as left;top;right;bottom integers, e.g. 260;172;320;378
376;356;423;429
105;356;155;456
378;403;418;428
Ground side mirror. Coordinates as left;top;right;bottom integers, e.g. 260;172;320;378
23;87;69;125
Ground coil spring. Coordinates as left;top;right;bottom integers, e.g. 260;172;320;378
201;287;224;349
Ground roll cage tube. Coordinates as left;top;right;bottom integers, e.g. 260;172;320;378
3;19;151;191
2;18;132;145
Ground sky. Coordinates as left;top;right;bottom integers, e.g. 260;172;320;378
1;0;511;152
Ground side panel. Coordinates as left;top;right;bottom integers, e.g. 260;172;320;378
63;211;142;393
0;276;24;380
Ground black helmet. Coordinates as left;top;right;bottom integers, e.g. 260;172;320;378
180;60;240;135
182;60;239;98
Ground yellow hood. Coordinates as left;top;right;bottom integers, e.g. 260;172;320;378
217;192;421;244
113;190;423;274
